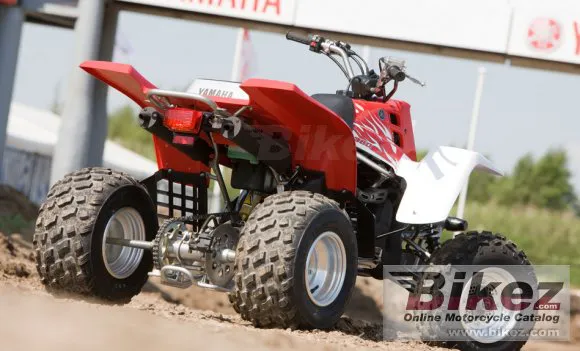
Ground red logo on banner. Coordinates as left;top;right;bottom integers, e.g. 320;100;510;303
575;21;580;55
180;0;281;15
527;18;562;52
0;0;18;5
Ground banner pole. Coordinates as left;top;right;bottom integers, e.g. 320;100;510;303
456;66;486;223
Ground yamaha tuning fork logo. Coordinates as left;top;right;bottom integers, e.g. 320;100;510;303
527;18;563;53
383;265;570;343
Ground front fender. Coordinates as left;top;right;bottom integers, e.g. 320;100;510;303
394;146;502;224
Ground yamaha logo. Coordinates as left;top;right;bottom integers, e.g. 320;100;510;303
378;109;386;120
198;88;234;99
527;18;563;53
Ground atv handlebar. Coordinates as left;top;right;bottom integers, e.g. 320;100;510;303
286;31;357;80
286;32;423;100
286;32;312;46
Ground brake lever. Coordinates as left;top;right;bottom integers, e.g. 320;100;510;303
406;73;426;87
333;41;356;56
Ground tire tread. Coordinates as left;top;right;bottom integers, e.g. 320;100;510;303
228;191;343;328
33;167;145;300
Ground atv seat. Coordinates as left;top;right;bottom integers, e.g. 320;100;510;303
311;94;355;128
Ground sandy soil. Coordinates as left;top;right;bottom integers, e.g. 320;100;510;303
151;267;386;323
0;232;576;351
0;233;439;351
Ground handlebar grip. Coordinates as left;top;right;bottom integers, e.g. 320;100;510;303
286;31;312;45
387;66;406;82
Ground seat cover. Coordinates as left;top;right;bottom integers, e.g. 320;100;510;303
311;94;355;128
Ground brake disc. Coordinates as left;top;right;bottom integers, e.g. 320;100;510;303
205;222;239;288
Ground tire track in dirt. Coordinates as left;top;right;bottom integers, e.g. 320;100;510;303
0;232;443;351
0;232;576;350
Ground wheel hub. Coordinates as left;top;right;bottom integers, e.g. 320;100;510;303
305;231;347;307
102;207;146;279
205;223;239;288
459;267;519;344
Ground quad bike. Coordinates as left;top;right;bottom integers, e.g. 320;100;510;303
34;32;532;350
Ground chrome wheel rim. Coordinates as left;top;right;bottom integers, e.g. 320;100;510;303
305;231;347;307
102;207;146;279
458;267;519;343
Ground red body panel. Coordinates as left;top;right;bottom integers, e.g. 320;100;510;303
81;61;415;193
80;61;210;174
352;99;416;169
239;79;356;193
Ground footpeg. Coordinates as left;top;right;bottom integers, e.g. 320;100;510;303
159;265;194;289
148;269;161;277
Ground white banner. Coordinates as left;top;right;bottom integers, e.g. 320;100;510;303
117;0;580;67
118;0;297;25
508;8;580;64
295;0;512;54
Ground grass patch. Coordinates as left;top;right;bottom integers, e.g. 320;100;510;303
0;214;35;236
108;106;156;160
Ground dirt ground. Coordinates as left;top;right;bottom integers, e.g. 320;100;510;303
0;232;577;351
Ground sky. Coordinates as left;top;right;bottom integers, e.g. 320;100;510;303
10;10;580;191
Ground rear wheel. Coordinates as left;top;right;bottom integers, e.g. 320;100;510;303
33;168;158;303
229;191;357;329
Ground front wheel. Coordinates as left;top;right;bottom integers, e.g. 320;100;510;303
229;191;358;329
420;231;534;351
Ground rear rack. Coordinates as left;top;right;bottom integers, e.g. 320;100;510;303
146;89;219;111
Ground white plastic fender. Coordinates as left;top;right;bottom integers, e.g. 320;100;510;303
394;146;502;224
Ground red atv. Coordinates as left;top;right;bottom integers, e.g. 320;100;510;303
34;33;532;350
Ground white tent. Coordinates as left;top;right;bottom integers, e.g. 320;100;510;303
2;102;157;203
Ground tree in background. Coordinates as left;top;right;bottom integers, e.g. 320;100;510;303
108;105;156;160
467;169;498;204
494;150;576;210
468;149;577;211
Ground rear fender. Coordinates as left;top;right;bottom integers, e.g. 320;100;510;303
394;146;502;224
80;62;357;192
80;61;210;174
